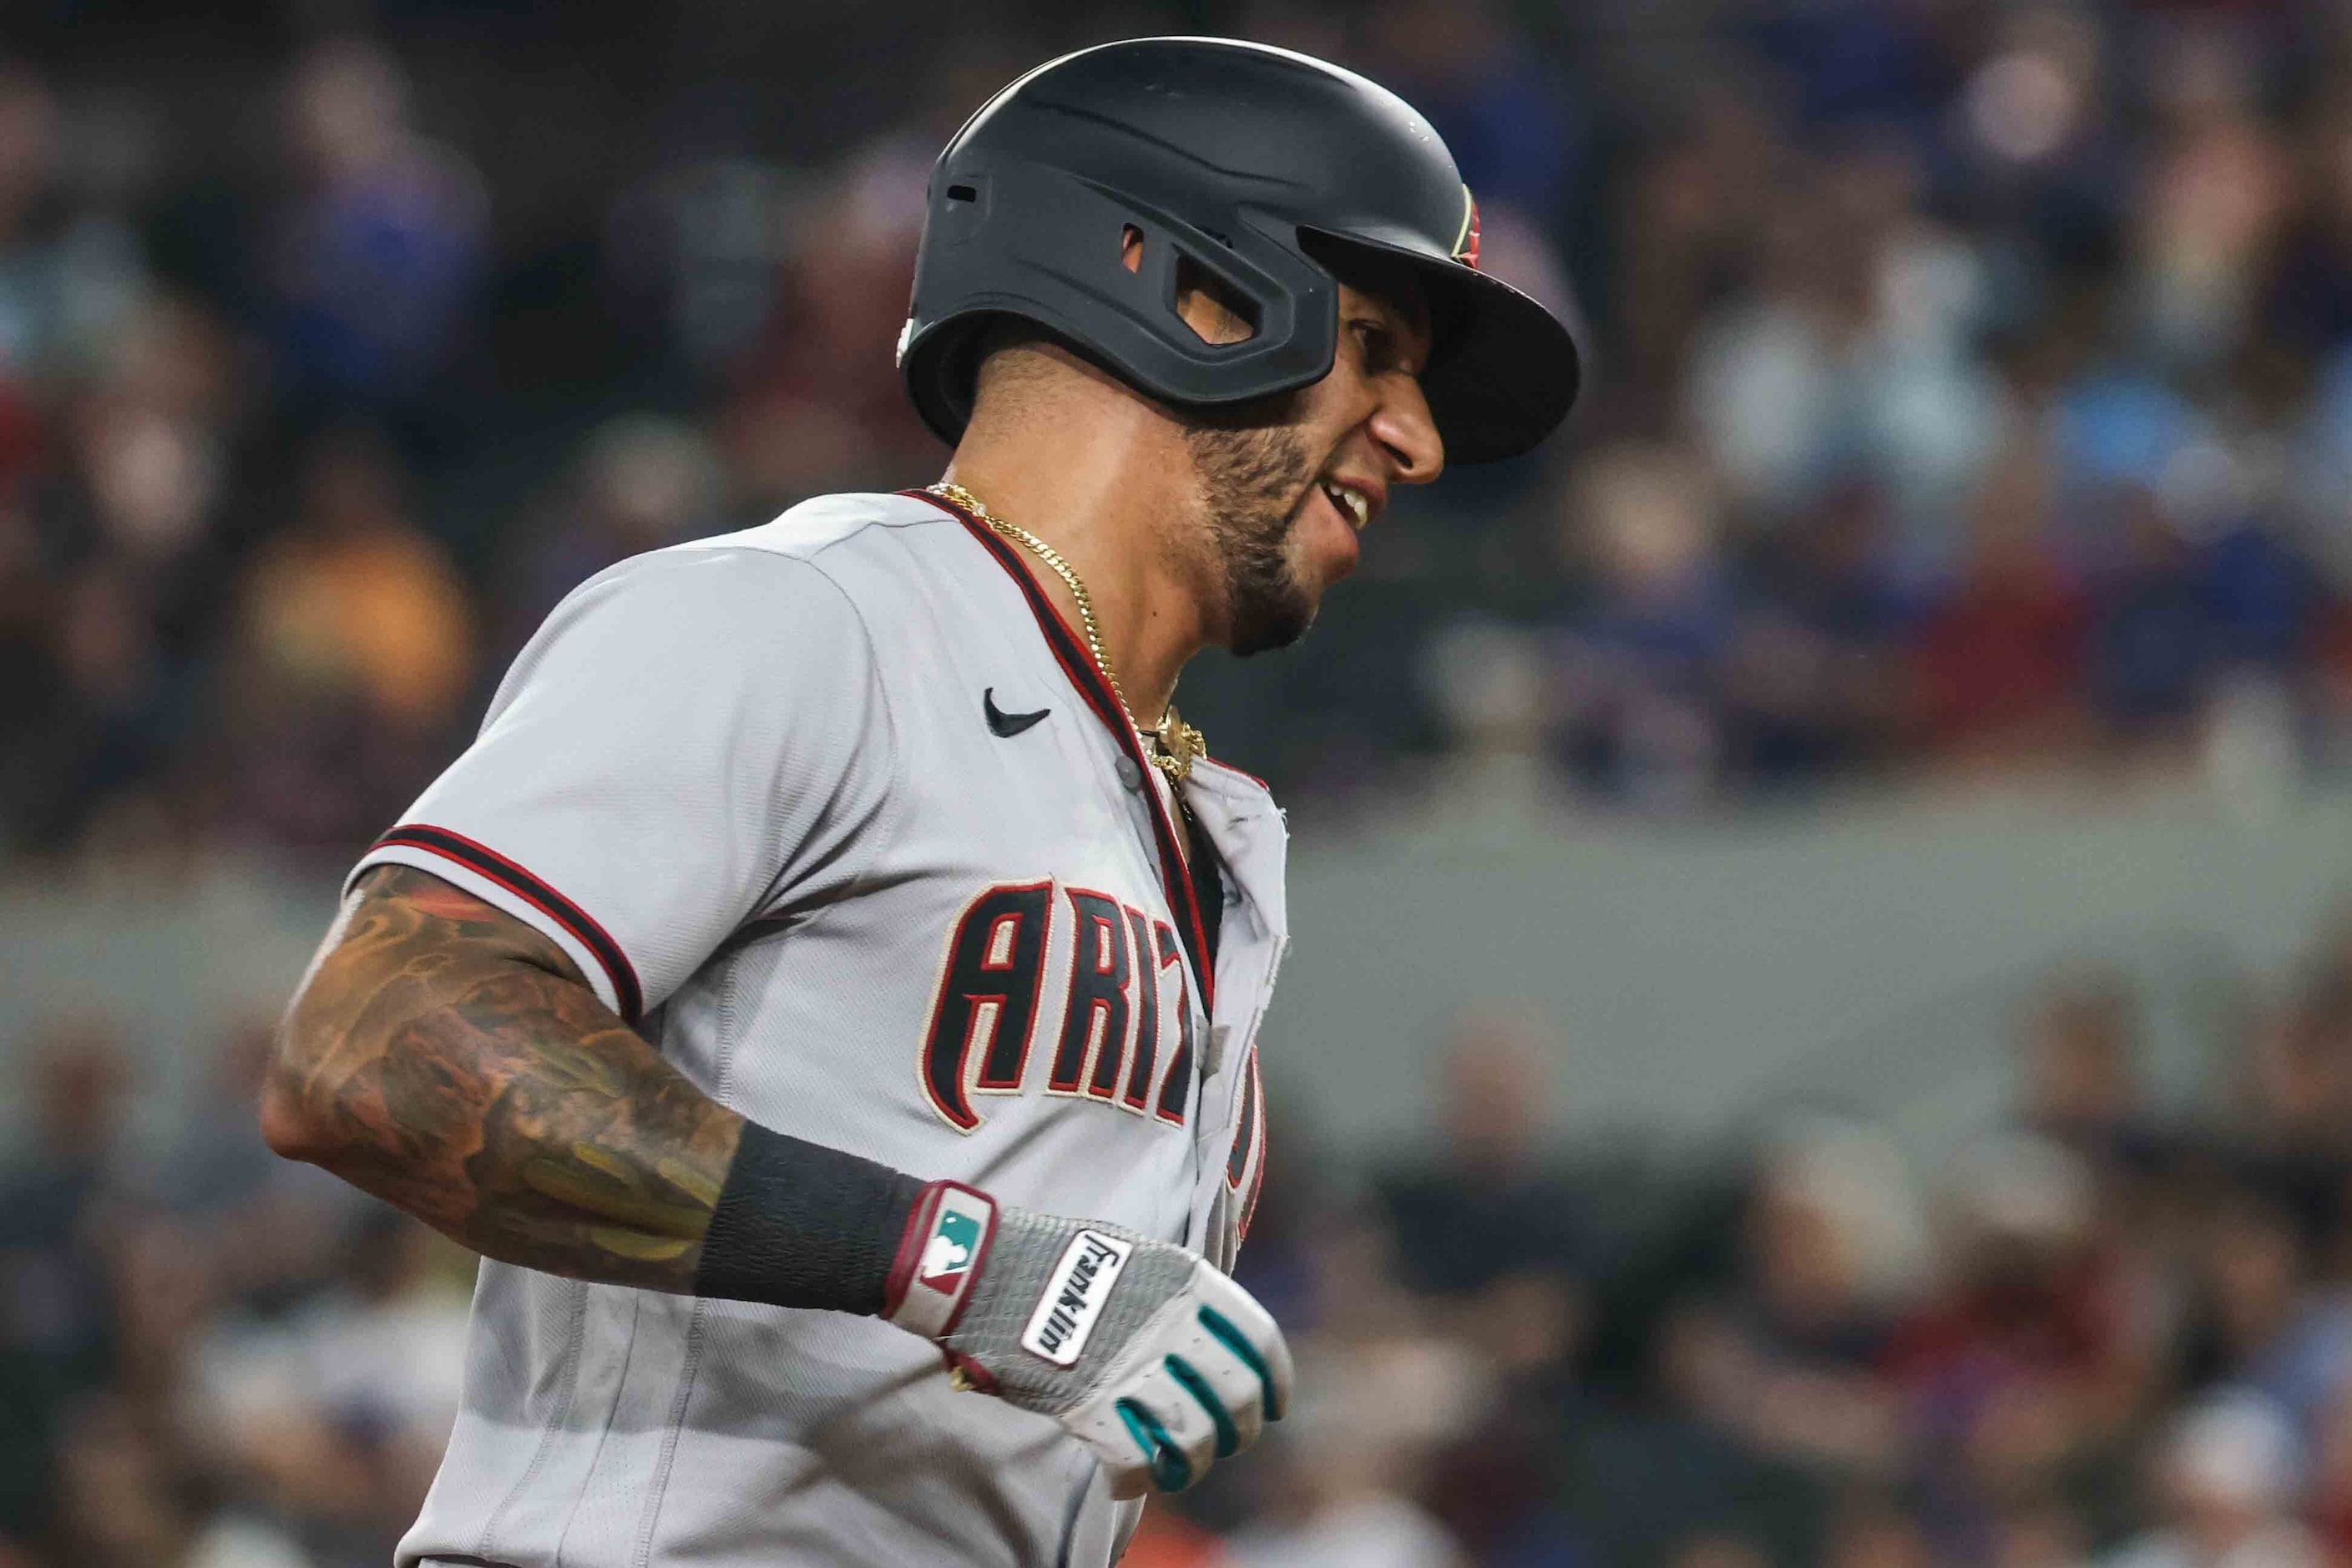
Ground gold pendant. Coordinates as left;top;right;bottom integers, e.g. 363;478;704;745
1153;706;1206;784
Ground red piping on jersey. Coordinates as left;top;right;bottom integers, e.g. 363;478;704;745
905;487;1216;1014
1225;1043;1259;1191
370;823;645;1023
1194;755;1272;792
1232;1045;1267;1239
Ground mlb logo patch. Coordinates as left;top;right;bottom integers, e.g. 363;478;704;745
919;1210;983;1293
884;1181;996;1340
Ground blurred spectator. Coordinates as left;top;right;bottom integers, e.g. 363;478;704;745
139;1019;288;1219
0;60;148;412
1418;618;1558;824
2105;1393;2319;1568
2081;488;2218;759
1361;0;1581;228
1377;1009;1594;1564
44;1392;205;1568
1722;476;1911;787
717;135;934;509
1685;141;1997;537
185;1209;467;1565
2016;968;2152;1159
268;41;484;426
0;1018;129;1369
1606;81;1788;427
1946;5;2124;293
1683;164;1866;520
1662;1119;1923;1477
225;427;476;847
131;1019;362;1309
1739;0;1948;138
2186;1186;2352;1439
2123;26;2290;379
1890;1135;2147;1552
1378;1009;1587;1340
0;1019;129;1536
2229;969;2352;1168
2266;94;2352;356
1549;443;1736;807
11;293;249;850
0;63;60;388
1908;434;2088;764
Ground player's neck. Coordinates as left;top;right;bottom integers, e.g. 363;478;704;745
943;403;1208;730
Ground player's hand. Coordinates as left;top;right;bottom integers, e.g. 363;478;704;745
881;1181;1292;1497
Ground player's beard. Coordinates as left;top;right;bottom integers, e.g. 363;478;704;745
1182;420;1320;656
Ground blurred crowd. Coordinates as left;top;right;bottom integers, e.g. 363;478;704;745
1151;896;2352;1568
22;879;2352;1563
19;0;2352;858
25;0;2352;1564
0;1016;467;1566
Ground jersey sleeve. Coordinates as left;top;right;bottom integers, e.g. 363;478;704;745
348;545;894;1022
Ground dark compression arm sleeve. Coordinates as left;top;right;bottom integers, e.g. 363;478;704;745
691;1121;926;1316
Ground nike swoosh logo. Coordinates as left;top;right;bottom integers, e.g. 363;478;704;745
984;688;1050;738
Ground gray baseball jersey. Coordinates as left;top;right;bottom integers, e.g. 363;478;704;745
349;489;1281;1568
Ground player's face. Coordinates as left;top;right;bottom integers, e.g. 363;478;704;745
1181;267;1444;655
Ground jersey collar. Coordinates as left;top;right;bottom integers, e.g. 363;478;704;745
1179;758;1285;959
905;487;1217;1014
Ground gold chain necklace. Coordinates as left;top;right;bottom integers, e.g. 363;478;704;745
928;481;1206;787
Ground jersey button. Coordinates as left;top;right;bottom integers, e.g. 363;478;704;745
1115;755;1145;792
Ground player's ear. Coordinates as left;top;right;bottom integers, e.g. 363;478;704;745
1174;265;1255;346
1125;223;1254;348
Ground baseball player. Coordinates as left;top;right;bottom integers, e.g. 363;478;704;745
262;35;1576;1568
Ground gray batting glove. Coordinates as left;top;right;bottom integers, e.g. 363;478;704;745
882;1181;1292;1498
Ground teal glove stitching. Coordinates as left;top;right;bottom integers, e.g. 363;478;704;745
1165;1354;1238;1459
1198;1306;1282;1422
1115;1398;1191;1491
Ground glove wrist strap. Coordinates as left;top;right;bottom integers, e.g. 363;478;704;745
883;1180;999;1339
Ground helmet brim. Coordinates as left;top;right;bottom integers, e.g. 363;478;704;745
1302;228;1581;465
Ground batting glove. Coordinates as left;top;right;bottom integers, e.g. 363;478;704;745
882;1181;1292;1497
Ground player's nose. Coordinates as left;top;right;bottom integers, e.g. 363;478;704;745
1370;373;1444;487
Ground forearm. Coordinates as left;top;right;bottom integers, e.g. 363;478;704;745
268;866;747;1291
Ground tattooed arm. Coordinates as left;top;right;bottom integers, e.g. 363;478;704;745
261;864;745;1292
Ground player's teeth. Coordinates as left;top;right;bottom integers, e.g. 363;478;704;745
1325;483;1367;529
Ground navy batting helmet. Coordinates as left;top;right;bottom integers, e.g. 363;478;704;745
897;37;1581;464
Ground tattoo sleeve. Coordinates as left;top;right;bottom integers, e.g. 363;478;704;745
268;863;744;1292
